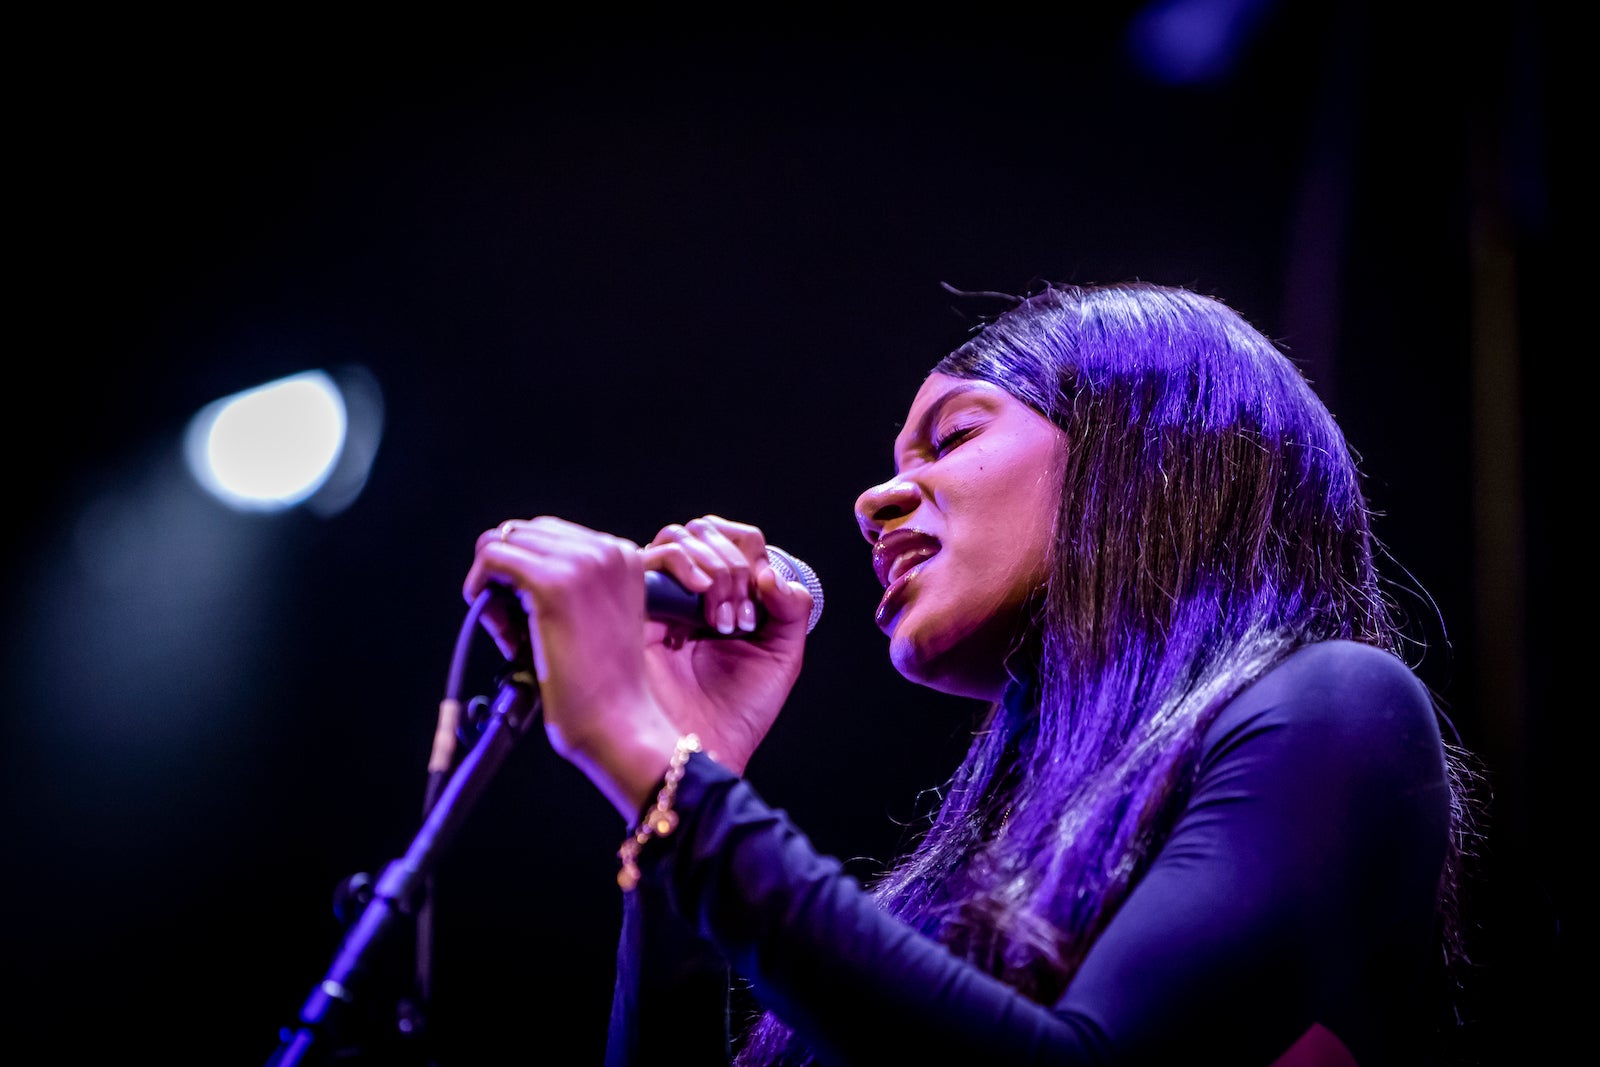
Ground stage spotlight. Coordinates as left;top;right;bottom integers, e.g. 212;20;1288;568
184;366;384;516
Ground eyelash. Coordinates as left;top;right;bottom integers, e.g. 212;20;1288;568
932;426;974;456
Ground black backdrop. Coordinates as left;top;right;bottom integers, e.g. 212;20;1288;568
5;7;1569;1065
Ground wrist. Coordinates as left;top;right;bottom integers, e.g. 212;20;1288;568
616;732;702;891
570;713;683;823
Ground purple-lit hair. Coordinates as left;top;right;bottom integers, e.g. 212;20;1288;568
737;281;1474;1065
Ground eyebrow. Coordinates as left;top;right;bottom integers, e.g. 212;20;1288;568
894;381;990;473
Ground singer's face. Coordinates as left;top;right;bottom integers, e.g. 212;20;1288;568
854;372;1066;701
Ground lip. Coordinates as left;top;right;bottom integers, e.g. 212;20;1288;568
872;529;942;588
872;529;940;632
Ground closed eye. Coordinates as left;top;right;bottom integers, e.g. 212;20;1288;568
932;425;977;456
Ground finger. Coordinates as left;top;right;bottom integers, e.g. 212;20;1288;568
689;514;788;588
689;514;771;563
473;518;525;556
685;517;757;634
464;520;533;660
465;586;526;662
756;558;817;627
693;515;790;633
649;521;745;634
464;525;510;604
466;516;638;610
640;535;715;598
509;518;642;602
465;517;531;602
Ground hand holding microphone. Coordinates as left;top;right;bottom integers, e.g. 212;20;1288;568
473;518;822;653
464;514;820;803
641;519;823;637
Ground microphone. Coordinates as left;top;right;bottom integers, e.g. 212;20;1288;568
486;545;824;665
646;544;825;635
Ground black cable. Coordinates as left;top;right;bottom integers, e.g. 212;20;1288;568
410;588;498;1059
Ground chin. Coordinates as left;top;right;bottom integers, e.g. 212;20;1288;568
888;624;1008;703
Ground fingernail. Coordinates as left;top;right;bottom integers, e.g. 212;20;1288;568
738;599;757;632
716;601;736;634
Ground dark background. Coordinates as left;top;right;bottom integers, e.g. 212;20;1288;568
5;6;1569;1065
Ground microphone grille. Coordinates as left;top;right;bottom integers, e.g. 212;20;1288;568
765;545;824;633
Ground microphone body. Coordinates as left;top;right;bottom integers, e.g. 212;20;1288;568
489;544;823;663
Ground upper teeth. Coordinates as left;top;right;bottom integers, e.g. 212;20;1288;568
888;547;934;585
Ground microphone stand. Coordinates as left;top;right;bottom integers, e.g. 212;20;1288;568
266;666;542;1067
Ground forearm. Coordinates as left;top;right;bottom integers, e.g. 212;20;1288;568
639;754;1100;1065
607;871;734;1067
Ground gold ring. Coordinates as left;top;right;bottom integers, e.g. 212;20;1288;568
498;521;516;542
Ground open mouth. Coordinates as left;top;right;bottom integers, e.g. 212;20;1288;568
872;529;941;588
872;529;941;631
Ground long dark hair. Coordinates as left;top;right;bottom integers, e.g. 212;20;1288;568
736;281;1477;1064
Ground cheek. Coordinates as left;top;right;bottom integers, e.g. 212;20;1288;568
990;469;1061;576
979;538;1051;620
920;545;1039;650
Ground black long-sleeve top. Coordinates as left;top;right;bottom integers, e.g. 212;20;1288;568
605;639;1453;1066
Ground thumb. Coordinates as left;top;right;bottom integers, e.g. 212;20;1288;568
759;563;816;628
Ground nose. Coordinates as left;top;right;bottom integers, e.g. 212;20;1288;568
854;476;920;544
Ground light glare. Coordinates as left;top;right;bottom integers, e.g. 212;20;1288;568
186;371;347;512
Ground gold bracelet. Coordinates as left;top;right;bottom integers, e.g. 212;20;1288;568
617;733;702;891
